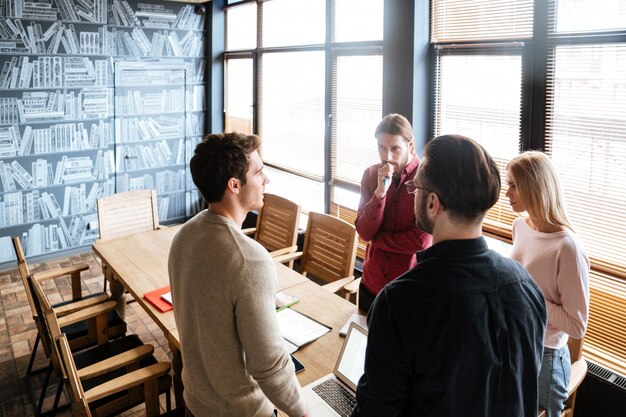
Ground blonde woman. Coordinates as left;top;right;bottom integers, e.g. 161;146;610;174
506;151;590;417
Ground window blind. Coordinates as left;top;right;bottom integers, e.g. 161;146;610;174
330;187;366;259
259;51;326;179
261;0;325;48
431;0;534;43
332;54;383;186
225;2;257;51
334;0;384;42
544;41;626;374
433;53;523;236
585;271;626;377
224;58;254;134
553;0;626;34
545;43;626;278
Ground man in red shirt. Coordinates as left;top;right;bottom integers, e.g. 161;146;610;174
355;114;432;312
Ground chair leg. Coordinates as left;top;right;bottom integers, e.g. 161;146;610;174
26;334;41;377
35;361;53;416
51;379;64;414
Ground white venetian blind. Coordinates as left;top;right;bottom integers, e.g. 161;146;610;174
433;54;523;235
259;51;326;179
544;42;626;374
545;43;626;277
431;0;534;43
224;58;253;134
431;0;533;237
332;54;383;186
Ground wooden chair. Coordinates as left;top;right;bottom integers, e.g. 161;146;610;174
96;189;160;241
274;212;358;295
12;236;126;416
96;189;161;292
242;193;301;265
536;337;587;417
562;338;587;417
55;334;170;417
30;275;171;417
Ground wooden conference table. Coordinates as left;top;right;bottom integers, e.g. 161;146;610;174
92;224;357;409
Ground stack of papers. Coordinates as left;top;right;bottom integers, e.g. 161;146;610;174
276;308;330;349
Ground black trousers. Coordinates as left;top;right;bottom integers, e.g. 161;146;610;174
358;281;376;314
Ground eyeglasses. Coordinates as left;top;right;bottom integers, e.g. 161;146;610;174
404;180;445;205
404;180;435;196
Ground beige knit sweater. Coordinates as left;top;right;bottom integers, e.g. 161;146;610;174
168;210;307;417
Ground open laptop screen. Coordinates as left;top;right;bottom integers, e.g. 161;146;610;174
334;323;368;391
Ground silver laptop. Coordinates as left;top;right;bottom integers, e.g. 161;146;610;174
301;323;368;417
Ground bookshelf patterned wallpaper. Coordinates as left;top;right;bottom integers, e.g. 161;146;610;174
0;0;207;266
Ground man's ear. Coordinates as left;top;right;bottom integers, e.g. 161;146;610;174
427;192;442;215
226;177;240;195
408;137;416;154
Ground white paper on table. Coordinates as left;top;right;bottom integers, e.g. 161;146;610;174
276;307;330;347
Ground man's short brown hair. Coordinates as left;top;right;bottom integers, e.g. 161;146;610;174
420;134;500;224
190;132;261;203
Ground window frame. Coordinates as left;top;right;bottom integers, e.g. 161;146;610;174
223;0;384;215
430;0;626;377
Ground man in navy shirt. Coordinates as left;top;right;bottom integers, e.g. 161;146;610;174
353;135;547;417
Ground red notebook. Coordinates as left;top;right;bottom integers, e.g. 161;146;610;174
144;286;173;312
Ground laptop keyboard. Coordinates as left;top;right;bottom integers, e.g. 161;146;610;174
312;379;357;417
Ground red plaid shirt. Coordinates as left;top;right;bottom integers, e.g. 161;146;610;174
355;156;432;295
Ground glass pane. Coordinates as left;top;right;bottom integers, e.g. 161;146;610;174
261;51;325;178
434;54;523;230
435;54;522;161
225;58;253;134
555;0;626;33
262;0;325;47
226;2;257;50
334;55;382;185
264;166;325;218
333;186;360;211
334;0;383;42
545;43;626;268
431;0;534;42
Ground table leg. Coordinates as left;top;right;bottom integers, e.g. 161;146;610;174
170;340;185;409
106;269;126;319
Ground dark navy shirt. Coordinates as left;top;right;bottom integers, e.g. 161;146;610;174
354;237;547;417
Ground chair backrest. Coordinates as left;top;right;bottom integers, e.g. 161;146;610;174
55;333;93;417
97;190;160;241
567;337;584;363
300;212;358;284
11;236;37;318
562;337;586;417
28;274;63;370
255;193;301;252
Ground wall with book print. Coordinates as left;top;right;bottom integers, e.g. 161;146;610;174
0;0;207;268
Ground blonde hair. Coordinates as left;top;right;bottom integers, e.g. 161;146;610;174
507;151;574;231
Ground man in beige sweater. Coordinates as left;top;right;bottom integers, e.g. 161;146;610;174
168;132;309;417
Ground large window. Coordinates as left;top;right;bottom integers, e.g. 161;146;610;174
261;51;326;178
543;0;626;376
432;0;533;234
432;0;626;376
224;0;383;219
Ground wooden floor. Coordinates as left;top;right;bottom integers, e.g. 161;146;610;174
0;251;174;417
